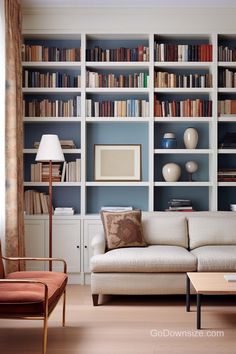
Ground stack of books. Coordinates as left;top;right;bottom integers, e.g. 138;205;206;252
218;100;236;116
24;190;51;214
230;204;236;212
23;70;81;88
154;43;212;62
166;199;193;212
54;207;75;216
218;168;236;182
86;99;149;117
22;44;81;62
154;98;212;117
100;206;133;212
218;69;236;88
34;140;77;149
86;45;149;62
218;46;236;62
154;71;212;88
86;71;149;88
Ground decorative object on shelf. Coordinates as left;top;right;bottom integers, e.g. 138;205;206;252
161;133;177;149
183;127;199;149
230;204;236;212
162;163;181;182
94;144;141;181
167;198;193;212
36;134;65;270
185;161;199;181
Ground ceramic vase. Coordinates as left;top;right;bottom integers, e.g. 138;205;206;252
183;128;198;149
185;160;198;181
161;133;177;149
162;163;181;182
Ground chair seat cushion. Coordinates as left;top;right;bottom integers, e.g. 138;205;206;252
0;271;68;316
191;245;236;271
90;245;197;273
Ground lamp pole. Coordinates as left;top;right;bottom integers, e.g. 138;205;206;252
49;160;53;271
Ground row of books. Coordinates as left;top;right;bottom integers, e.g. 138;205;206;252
22;44;81;62
30;160;81;182
23;70;81;88
154;43;212;62
24;190;51;214
86;46;149;62
86;99;149;117
23;96;81;117
218;100;236;116
154;72;212;88
86;71;149;88
218;69;236;88
166;198;194;212
218;46;236;62
33;140;77;149
218;168;236;182
154;98;212;117
54;207;75;216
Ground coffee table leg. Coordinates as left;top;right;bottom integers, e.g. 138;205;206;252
186;274;190;312
197;294;201;330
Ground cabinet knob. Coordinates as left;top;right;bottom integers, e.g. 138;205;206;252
76;245;80;248
84;245;87;248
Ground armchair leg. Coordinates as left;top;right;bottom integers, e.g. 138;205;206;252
92;294;99;306
62;290;66;327
43;315;48;354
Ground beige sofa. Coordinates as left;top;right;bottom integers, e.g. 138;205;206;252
90;212;236;305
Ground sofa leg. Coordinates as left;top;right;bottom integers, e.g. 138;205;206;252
92;294;99;306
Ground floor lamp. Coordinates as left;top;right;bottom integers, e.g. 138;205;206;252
36;135;65;271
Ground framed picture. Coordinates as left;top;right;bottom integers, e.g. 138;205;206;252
94;144;142;181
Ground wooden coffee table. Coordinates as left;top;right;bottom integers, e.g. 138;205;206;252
186;272;236;329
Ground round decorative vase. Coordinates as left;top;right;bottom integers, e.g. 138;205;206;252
162;163;181;182
161;133;177;149
183;128;198;149
185;160;199;181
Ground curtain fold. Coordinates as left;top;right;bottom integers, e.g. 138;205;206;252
5;0;25;272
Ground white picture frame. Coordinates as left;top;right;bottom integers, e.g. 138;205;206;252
94;144;142;181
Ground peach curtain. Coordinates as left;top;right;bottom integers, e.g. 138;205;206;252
5;0;25;272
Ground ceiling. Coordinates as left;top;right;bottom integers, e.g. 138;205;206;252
20;0;236;8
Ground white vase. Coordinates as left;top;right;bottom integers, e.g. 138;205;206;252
162;163;181;182
183;128;198;149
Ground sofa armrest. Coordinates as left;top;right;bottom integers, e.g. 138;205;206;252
91;232;106;256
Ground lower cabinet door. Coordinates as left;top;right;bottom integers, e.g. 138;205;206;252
45;219;81;273
25;219;46;271
83;219;103;273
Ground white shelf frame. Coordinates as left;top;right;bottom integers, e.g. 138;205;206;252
22;31;235;216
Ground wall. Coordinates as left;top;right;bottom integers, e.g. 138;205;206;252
22;6;236;33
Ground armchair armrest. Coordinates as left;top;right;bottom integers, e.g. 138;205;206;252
2;256;67;274
91;232;106;256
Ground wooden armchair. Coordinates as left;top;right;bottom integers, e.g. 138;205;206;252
0;242;68;354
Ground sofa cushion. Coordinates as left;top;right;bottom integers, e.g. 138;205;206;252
188;216;236;250
142;215;188;248
192;245;236;272
101;210;146;250
90;245;197;273
0;271;68;315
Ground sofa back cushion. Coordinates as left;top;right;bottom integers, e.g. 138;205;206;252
142;216;188;248
188;216;236;250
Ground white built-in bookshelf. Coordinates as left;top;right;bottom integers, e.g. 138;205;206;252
22;33;236;216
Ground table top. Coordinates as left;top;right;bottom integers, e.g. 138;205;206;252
187;272;236;294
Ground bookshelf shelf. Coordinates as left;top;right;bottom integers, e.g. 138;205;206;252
22;61;81;68
86;117;150;122
218;62;236;68
154;88;213;93
218;182;236;187
86;182;150;187
24;182;82;187
218;149;236;154
86;88;149;93
23;148;82;154
218;88;236;93
154;182;212;187
154;149;212;154
22;88;81;93
154;117;212;122
23;117;82;123
154;62;213;68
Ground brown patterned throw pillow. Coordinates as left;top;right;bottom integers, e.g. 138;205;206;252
101;210;146;250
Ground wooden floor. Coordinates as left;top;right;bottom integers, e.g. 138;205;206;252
0;285;236;354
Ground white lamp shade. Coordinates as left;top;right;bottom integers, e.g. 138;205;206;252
35;135;65;162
